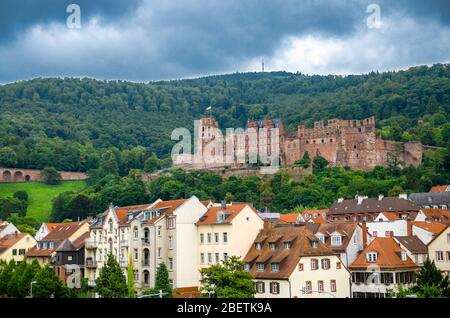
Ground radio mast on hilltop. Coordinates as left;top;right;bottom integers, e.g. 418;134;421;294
261;58;265;72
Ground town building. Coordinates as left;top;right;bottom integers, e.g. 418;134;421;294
412;221;447;245
415;208;450;224
85;197;209;293
429;185;450;193
0;232;36;262
244;226;351;298
328;195;420;222
0;221;20;238
365;212;410;238
426;225;450;275
196;202;264;270
349;237;419;298
26;221;89;266
393;236;428;266
310;222;364;268
55;232;90;285
409;192;450;210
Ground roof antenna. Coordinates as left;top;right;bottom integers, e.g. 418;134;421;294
261;58;265;72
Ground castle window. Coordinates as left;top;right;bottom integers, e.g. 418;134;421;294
306;140;309;144
359;128;362;132
354;145;357;149
330;139;333;142
321;139;324;143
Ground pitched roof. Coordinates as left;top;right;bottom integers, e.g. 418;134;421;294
196;204;257;225
309;216;328;224
114;204;152;225
279;213;301;224
330;197;419;215
314;222;358;252
420;208;450;224
349;237;418;269
412;221;447;234
41;221;86;241
409;192;450;207
244;226;336;279
303;209;329;217
430;185;449;193
380;212;402;221
0;233;27;253
152;199;188;215
394;236;428;254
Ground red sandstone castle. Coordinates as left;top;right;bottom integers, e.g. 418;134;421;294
173;116;426;171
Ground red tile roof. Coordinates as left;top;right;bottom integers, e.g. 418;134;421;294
196;204;257;225
430;185;449;193
350;237;418;269
114;204;152;224
412;221;447;234
279;213;301;224
420;208;450;224
0;233;27;252
41;221;87;241
152;199;188;215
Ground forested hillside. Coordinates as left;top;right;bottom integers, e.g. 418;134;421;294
0;63;449;174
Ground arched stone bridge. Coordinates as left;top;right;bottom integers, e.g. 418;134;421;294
0;168;88;183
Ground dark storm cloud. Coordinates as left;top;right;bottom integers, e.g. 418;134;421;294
0;0;449;82
0;0;141;43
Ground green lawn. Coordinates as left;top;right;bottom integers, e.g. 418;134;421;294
0;181;87;222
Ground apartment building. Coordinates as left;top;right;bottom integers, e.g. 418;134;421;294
196;202;264;270
85;196;208;291
349;237;418;298
427;225;450;275
244;226;351;298
0;232;36;262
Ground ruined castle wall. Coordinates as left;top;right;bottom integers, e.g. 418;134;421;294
0;168;88;183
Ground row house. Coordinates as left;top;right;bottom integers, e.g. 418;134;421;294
0;232;36;262
196;202;264;270
349;237;419;298
415;208;450;224
26;221;89;266
55;232;90;285
427;224;450;275
412;221;447;245
244;226;351;298
328;195;420;222
409;192;450;210
85;197;208;292
309;222;364;268
0;221;20;239
393;236;428;266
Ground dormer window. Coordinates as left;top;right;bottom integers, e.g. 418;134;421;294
257;263;265;272
312;241;318;249
367;252;377;263
284;242;291;249
244;263;251;271
270;263;280;272
316;233;325;244
108;219;113;233
256;243;262;250
400;251;407;261
331;235;342;246
269;243;276;250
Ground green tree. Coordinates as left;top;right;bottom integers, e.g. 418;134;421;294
127;255;135;298
313;155;329;171
295;151;311;169
154;262;172;298
32;265;67;298
413;258;450;297
94;253;128;298
40;167;62;185
200;256;255;298
0;147;18;167
0;260;16;296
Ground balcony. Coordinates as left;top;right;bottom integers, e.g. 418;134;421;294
120;240;129;247
86;258;97;269
119;260;127;268
142;239;150;247
85;239;98;249
142;260;150;268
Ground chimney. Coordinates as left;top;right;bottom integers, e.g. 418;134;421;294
378;194;384;201
338;198;344;203
407;218;413;237
356;195;367;205
221;200;227;210
264;220;271;231
399;194;408;200
361;222;368;248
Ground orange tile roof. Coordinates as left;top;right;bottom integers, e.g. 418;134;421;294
381;212;402;221
303;209;329;216
279;213;301;224
350;237;418;269
152;199;188;215
430;185;449;193
420;208;450;224
196;204;257;225
114;204;152;224
309;216;328;224
0;233;27;251
412;221;447;234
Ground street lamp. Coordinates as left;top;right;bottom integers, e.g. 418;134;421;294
30;281;37;298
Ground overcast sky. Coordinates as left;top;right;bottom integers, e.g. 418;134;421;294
1;0;450;83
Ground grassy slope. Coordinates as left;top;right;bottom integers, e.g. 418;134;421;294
0;181;86;222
